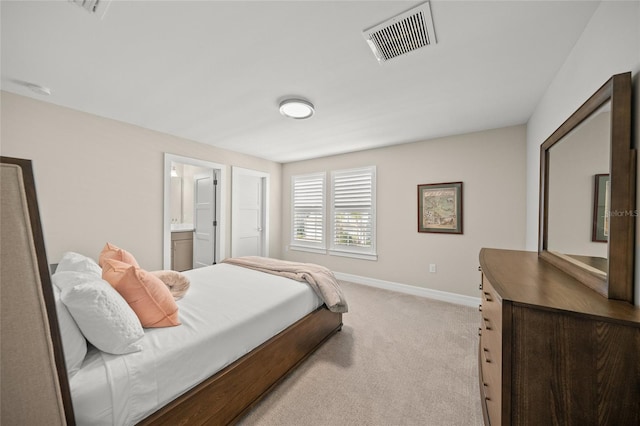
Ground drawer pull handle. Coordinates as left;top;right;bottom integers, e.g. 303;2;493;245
478;304;482;312
483;291;492;302
478;327;482;336
483;382;491;401
483;317;492;330
483;348;492;363
478;283;483;291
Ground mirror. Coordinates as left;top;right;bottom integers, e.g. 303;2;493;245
547;102;610;271
539;72;635;302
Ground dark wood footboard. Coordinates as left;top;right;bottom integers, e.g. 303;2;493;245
138;307;343;426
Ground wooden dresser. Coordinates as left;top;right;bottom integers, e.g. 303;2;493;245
478;248;640;426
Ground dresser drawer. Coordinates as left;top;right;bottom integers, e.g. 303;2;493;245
485;392;501;426
480;332;502;425
481;275;502;334
480;273;503;426
481;322;501;357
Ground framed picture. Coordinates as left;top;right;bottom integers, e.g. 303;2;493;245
417;181;463;234
592;173;609;242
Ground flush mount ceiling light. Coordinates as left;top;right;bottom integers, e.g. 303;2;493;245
279;99;315;119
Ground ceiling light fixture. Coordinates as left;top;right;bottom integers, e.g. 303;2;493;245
279;99;315;119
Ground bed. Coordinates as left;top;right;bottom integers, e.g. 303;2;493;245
0;156;344;426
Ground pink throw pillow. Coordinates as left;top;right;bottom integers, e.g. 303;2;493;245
98;243;140;268
102;259;180;328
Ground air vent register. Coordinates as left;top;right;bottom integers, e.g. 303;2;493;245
363;1;437;63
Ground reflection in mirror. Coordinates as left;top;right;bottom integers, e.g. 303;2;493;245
547;102;610;274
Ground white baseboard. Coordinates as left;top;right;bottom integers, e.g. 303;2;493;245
334;271;481;308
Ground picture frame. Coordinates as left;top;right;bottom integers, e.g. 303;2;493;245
417;181;463;234
592;173;610;243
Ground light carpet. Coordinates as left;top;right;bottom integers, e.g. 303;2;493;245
238;281;484;426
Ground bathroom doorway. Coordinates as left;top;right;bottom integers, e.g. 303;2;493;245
163;153;226;270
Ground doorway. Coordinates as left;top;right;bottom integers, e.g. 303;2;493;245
163;154;226;270
193;170;216;268
231;167;269;257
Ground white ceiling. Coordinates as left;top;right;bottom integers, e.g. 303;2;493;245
1;1;600;163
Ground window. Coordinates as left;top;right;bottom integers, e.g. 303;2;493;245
290;172;326;252
330;166;377;260
290;167;377;260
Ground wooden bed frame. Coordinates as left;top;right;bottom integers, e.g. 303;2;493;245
0;156;343;425
140;307;342;425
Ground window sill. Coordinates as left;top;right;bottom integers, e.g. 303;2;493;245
329;249;377;261
289;245;327;255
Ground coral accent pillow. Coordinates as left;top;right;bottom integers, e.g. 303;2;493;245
98;243;140;268
102;259;180;328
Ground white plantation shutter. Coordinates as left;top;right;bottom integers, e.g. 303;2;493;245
291;173;326;251
330;167;376;258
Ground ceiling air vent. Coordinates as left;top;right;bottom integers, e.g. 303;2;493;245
69;0;112;18
362;1;437;63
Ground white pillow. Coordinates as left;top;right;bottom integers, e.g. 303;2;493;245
55;251;102;278
52;270;97;293
52;286;87;377
60;277;144;355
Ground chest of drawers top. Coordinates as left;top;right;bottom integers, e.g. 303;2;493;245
479;248;640;325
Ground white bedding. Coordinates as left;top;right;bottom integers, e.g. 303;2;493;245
70;263;323;425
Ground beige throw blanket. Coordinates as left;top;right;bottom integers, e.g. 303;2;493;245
221;256;348;313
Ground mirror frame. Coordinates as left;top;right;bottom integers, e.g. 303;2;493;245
539;72;635;302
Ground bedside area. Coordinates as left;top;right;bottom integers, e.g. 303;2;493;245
171;223;193;272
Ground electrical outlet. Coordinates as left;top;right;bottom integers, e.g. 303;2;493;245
429;264;436;273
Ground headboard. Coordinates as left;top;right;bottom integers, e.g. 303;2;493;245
0;156;75;424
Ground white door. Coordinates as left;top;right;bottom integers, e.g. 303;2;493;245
193;170;216;267
232;168;268;257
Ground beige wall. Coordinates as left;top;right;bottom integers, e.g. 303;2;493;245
0;91;283;270
525;0;640;304
281;125;527;298
1;91;525;299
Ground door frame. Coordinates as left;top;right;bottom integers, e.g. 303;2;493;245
163;153;226;269
231;166;269;258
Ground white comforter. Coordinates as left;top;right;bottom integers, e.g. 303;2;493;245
70;263;323;425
